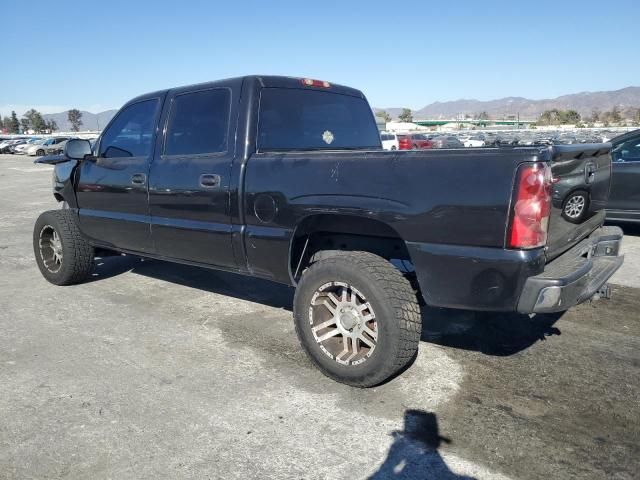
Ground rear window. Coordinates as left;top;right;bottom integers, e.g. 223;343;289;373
380;134;394;141
257;88;381;151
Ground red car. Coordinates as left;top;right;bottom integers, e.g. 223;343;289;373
397;133;433;150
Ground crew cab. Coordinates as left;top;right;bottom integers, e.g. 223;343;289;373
33;75;623;387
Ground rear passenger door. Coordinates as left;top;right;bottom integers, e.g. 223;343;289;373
148;84;237;269
609;134;640;211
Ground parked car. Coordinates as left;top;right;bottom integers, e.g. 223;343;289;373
462;134;486;147
12;137;43;154
0;139;26;153
407;133;433;149
430;135;465;148
396;134;412;150
27;137;70;156
380;132;399;151
606;129;640;223
44;138;72;155
33;75;622;387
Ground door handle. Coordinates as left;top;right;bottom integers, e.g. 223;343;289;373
131;173;146;185
200;174;221;188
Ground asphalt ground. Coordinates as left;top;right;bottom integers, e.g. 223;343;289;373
0;154;638;479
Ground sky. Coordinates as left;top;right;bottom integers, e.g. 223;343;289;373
1;0;639;115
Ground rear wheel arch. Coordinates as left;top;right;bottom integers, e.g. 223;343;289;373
288;214;414;283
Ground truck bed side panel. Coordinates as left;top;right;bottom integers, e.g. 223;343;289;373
242;148;540;285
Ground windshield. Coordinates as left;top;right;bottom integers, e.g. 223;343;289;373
257;88;381;151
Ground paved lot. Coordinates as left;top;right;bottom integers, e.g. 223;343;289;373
0;154;639;480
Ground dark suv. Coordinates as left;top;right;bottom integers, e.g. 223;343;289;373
607;129;640;223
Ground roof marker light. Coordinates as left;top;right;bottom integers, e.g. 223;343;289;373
301;78;331;88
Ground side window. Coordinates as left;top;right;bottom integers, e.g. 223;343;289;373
612;136;640;163
100;99;158;158
164;88;230;156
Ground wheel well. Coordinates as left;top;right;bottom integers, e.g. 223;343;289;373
290;214;412;282
53;193;64;203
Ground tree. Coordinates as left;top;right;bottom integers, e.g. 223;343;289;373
610;106;622;124
20;118;30;133
68;109;83;131
398;108;413;123
23;109;47;133
590;109;601;123
1;117;9;132
560;109;581;125
0;116;4;131
537;109;581;126
375;110;392;123
538;109;557;126
45;119;58;132
8;111;20;133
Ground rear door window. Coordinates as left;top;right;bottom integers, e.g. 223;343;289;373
257;88;381;151
612;135;640;163
164;88;231;156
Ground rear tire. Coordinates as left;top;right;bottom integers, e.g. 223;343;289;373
36;149;45;156
293;251;421;387
33;210;94;285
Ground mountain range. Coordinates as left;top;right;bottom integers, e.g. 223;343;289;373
42;110;118;132
375;86;640;120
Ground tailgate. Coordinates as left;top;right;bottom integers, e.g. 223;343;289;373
546;143;612;260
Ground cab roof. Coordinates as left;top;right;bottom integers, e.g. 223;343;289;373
124;75;366;107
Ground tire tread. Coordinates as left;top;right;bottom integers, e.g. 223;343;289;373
294;251;421;387
33;209;94;285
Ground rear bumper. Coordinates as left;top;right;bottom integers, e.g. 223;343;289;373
516;226;623;313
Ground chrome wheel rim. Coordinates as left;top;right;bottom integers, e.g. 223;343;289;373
309;282;378;366
39;225;63;273
564;195;585;219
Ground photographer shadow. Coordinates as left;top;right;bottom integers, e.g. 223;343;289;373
368;410;475;480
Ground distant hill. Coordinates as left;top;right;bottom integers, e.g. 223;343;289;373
376;86;640;120
42;110;117;132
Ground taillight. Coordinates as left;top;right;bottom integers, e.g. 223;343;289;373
508;163;552;249
424;140;433;149
398;138;411;150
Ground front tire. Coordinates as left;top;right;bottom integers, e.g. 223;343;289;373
36;149;45;156
293;251;421;387
33;210;94;285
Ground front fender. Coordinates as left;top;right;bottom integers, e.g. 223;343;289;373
35;156;80;208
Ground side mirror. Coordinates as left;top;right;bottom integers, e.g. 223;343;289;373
64;139;93;160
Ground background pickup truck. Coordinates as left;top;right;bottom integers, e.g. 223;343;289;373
33;75;623;387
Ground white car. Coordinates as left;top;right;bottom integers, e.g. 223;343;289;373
462;135;486;147
26;137;70;156
13;138;44;154
380;132;400;151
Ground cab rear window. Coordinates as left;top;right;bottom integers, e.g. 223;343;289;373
257;88;381;151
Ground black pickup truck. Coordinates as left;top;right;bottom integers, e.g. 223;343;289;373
33;75;623;387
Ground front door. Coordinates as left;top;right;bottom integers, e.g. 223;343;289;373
148;85;237;269
76;97;162;253
609;133;640;212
